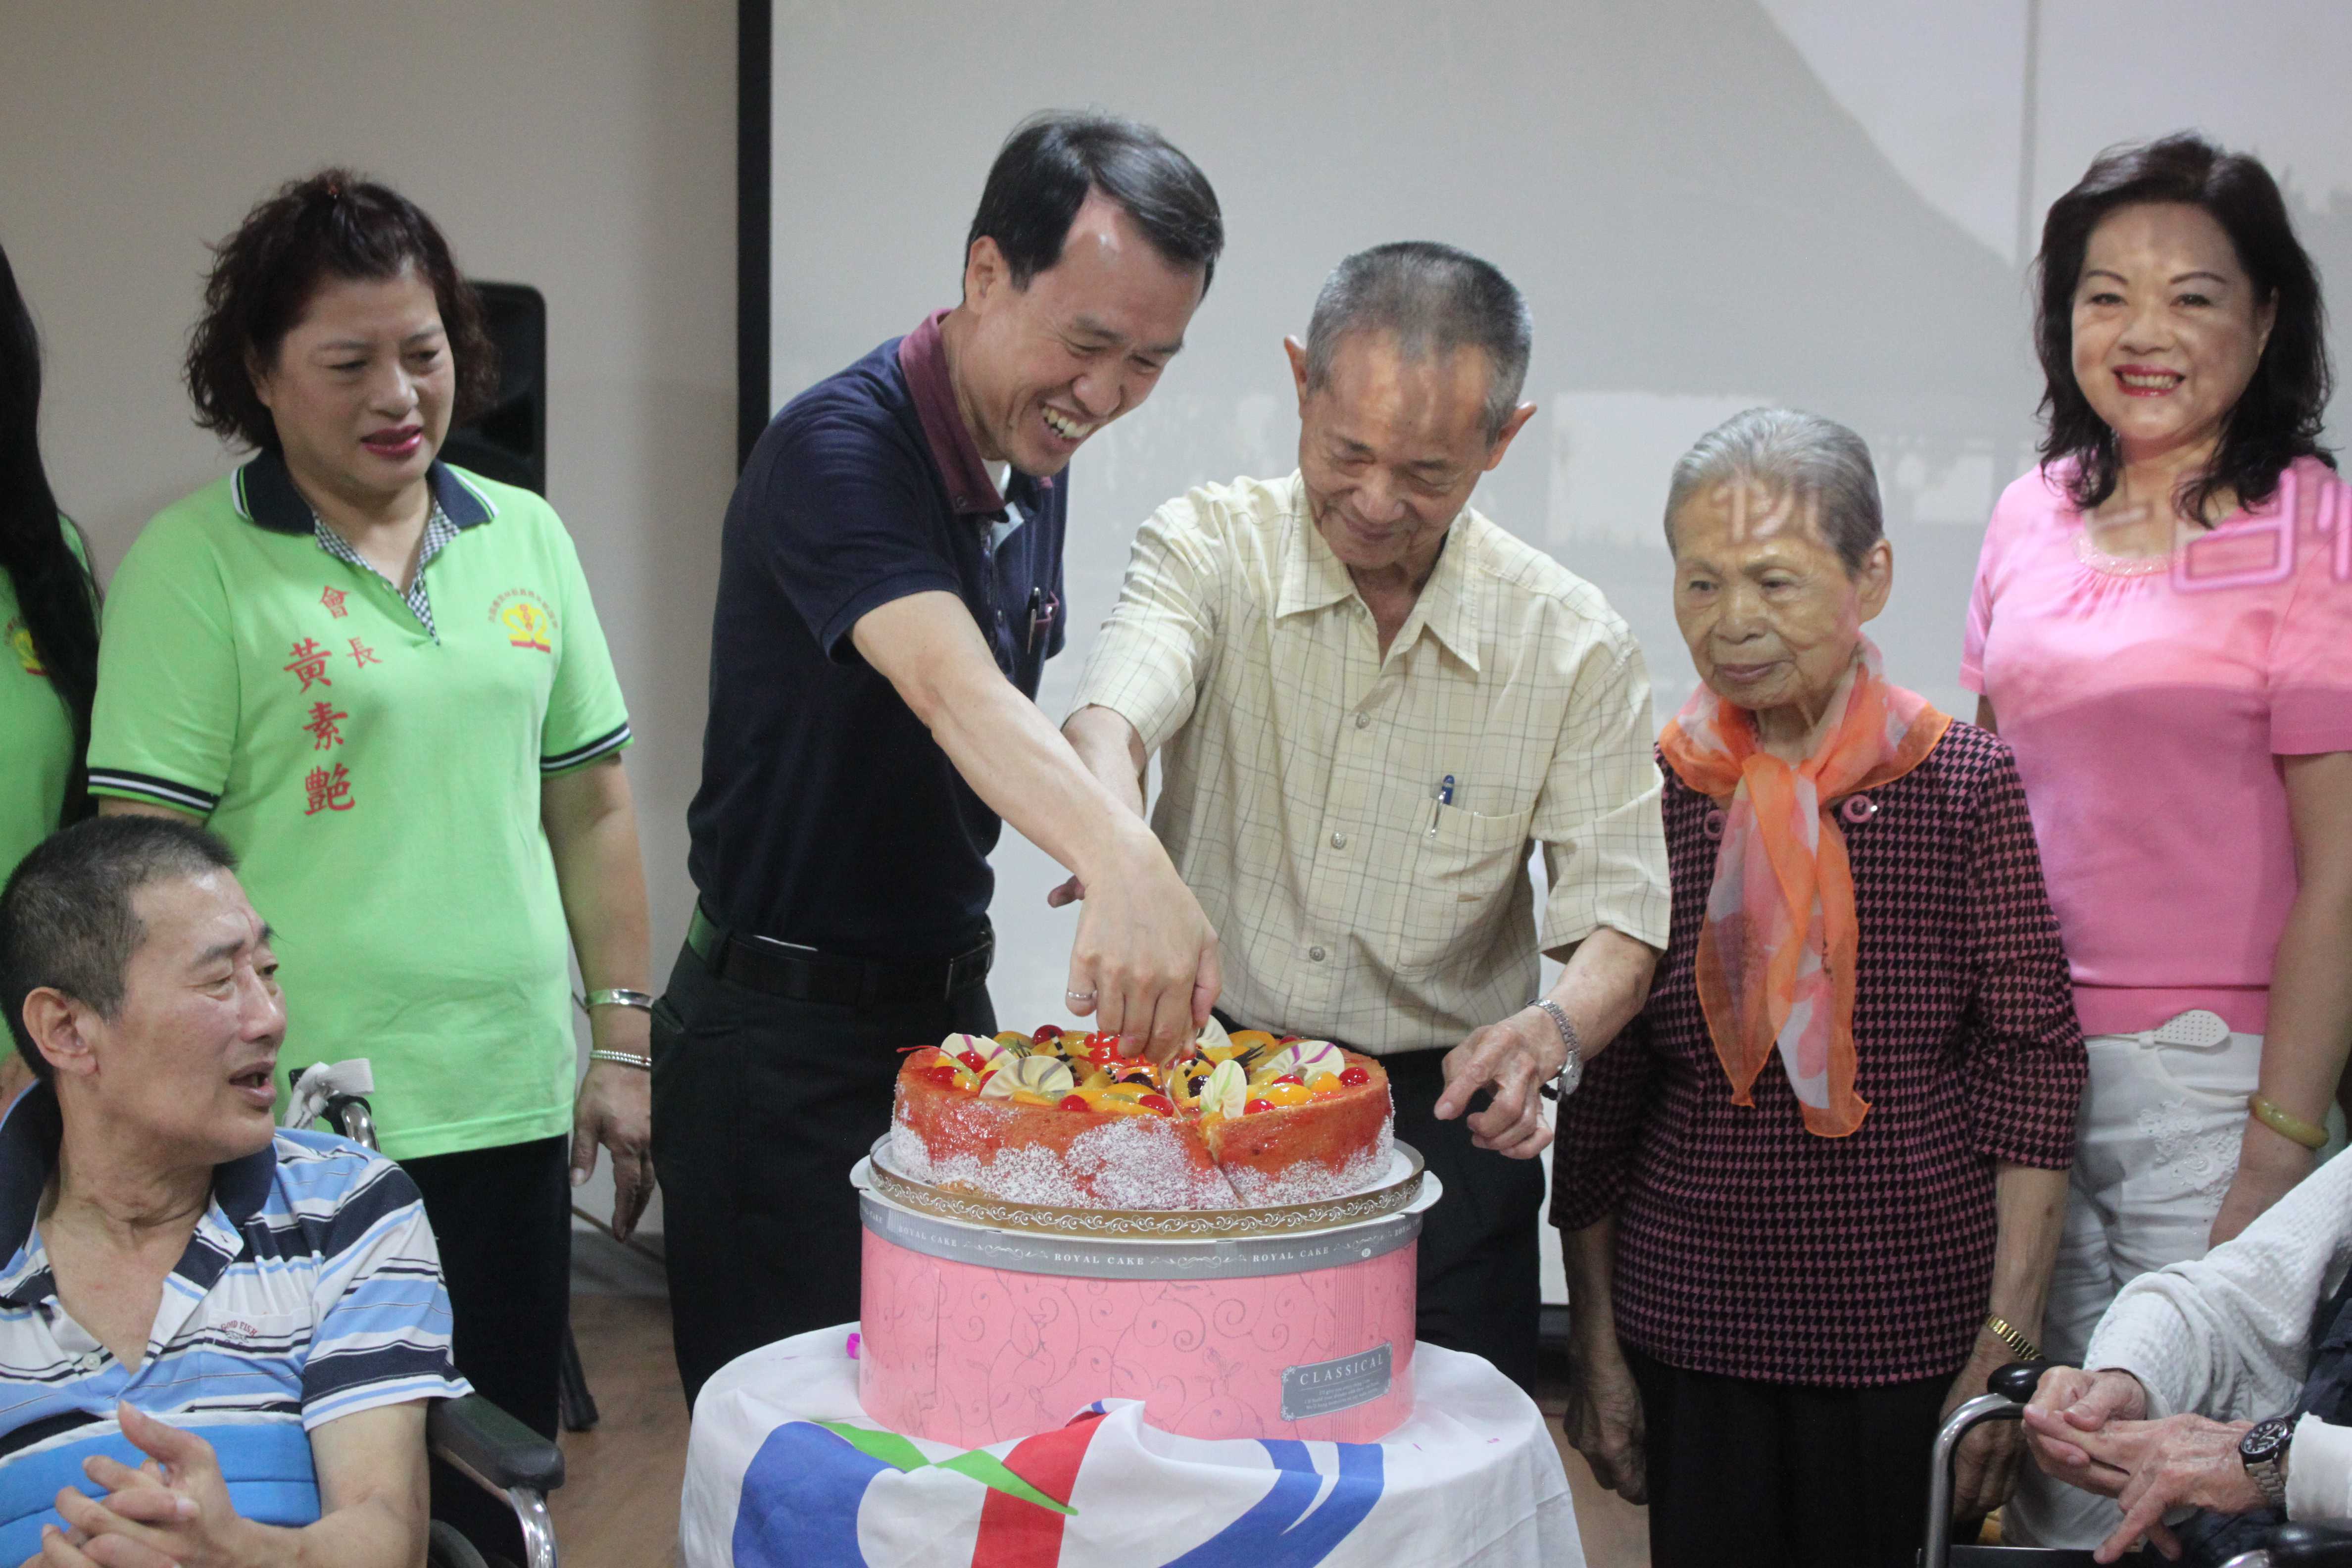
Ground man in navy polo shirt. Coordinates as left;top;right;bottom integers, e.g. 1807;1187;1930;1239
658;111;1225;1400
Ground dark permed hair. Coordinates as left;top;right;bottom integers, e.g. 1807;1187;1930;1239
185;169;498;453
2035;132;2334;523
965;111;1223;296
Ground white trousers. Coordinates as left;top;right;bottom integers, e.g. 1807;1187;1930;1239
2003;1023;2264;1549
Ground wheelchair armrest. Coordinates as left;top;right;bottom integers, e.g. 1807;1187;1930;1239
1988;1361;2056;1404
429;1395;564;1496
2266;1521;2352;1567
322;1094;378;1152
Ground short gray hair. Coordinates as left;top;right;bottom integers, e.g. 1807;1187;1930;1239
0;816;240;1080
1304;242;1532;443
1663;407;1884;574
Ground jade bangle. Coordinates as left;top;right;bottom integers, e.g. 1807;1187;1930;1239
2250;1092;2329;1151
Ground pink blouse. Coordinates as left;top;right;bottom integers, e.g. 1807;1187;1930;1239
1962;457;2352;1036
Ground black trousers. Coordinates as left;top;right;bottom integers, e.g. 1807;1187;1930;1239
1376;1046;1545;1393
1626;1343;1954;1568
651;939;994;1407
400;1133;571;1561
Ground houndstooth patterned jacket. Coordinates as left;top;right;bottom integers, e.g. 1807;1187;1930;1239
1551;722;2086;1386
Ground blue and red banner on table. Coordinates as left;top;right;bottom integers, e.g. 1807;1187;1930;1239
733;1405;1386;1568
681;1328;1577;1568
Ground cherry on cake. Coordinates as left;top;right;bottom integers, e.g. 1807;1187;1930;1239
888;1021;1394;1210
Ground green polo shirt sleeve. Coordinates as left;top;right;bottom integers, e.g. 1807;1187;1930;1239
87;495;241;816
534;507;631;775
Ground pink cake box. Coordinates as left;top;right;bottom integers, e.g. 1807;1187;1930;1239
851;1160;1437;1448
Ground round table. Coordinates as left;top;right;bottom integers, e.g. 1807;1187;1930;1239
681;1325;1582;1568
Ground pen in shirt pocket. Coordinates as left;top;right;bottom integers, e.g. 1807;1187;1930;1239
1425;774;1456;837
1025;587;1058;653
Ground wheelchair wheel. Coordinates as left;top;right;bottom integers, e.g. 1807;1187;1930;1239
425;1519;493;1568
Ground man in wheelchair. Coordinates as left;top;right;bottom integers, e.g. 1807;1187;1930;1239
0;817;469;1566
2021;1145;2352;1565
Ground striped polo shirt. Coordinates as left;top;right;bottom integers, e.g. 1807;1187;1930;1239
0;1086;468;1452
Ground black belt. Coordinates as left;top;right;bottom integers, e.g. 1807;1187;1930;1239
686;902;992;1008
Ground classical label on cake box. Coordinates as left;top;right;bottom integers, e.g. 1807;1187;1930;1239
1279;1342;1393;1421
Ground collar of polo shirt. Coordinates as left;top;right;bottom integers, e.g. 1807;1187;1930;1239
897;309;1055;520
0;1084;277;1305
231;448;499;537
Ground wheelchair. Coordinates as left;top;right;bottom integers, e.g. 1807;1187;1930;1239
1923;1364;2352;1568
306;1078;565;1568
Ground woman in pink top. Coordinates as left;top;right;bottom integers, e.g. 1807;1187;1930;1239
1968;133;2352;1551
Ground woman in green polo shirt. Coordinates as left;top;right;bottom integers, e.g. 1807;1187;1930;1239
85;175;652;1533
0;244;99;888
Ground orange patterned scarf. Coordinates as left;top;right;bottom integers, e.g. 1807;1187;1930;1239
1657;641;1951;1138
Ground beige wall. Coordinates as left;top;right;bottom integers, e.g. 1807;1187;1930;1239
0;0;738;1234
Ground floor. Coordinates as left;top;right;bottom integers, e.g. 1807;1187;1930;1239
553;1294;1651;1568
551;1295;691;1568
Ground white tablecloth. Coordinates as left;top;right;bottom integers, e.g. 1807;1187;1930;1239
681;1325;1580;1568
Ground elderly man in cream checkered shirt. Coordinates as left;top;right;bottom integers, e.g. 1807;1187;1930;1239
1060;243;1670;1389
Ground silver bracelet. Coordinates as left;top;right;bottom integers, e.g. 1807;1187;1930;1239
588;1049;652;1069
1534;999;1584;1100
577;988;656;1013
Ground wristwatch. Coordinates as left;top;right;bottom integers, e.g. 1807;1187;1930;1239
1534;999;1584;1101
2241;1415;2295;1509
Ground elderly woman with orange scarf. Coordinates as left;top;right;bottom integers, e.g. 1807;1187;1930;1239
1551;408;2087;1568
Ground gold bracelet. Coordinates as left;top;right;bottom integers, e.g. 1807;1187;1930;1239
1983;1314;2042;1364
2249;1093;2329;1151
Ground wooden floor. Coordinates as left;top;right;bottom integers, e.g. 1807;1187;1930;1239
555;1296;1650;1568
553;1295;690;1568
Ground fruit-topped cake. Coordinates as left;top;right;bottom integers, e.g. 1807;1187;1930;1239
888;1018;1394;1210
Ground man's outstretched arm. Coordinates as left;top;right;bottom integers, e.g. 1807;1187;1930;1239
853;591;1217;1061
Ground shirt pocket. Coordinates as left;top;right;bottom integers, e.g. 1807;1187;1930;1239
1398;802;1535;972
